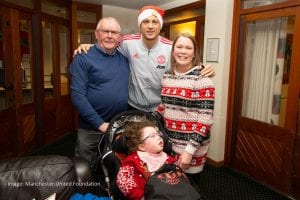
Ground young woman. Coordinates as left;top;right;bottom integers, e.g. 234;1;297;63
116;120;176;200
156;32;215;174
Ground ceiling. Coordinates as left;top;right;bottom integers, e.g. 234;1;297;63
73;0;199;10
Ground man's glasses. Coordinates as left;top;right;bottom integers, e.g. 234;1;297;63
139;130;163;144
98;29;120;36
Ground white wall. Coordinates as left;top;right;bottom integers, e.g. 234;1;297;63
160;0;199;9
102;5;138;34
102;0;200;33
203;0;234;162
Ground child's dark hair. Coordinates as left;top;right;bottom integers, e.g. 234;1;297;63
124;120;156;154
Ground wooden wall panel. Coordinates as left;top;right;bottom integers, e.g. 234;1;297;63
21;113;36;153
0;121;15;159
234;117;294;192
291;98;300;199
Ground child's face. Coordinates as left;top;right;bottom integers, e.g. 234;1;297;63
138;126;164;154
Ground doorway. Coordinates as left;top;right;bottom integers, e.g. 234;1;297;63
0;4;76;159
227;4;300;195
0;7;20;158
162;1;206;60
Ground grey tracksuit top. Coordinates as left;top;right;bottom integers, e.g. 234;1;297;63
119;34;173;112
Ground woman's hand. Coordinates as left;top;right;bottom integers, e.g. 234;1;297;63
177;151;193;170
73;44;93;57
201;64;215;77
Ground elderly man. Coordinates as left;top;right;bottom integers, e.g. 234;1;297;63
69;17;129;177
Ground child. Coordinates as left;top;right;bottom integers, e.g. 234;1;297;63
115;120;176;200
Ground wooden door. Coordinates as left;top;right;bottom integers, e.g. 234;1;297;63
228;7;300;193
291;97;300;199
0;7;18;159
0;2;76;159
164;16;205;59
19;12;37;154
0;7;37;158
41;16;75;145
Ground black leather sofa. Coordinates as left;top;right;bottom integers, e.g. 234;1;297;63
0;155;99;200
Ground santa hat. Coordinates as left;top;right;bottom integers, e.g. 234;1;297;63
138;5;165;29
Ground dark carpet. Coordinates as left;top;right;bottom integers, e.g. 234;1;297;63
29;132;77;157
190;164;293;200
30;132;294;200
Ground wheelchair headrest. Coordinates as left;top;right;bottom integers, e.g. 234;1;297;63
106;110;158;144
112;132;128;155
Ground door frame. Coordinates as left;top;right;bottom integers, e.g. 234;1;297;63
226;2;300;195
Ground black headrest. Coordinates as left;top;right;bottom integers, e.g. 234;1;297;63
112;133;128;155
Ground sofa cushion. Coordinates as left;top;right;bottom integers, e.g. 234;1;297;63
0;155;76;200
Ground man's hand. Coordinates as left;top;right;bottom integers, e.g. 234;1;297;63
98;122;109;133
201;64;215;77
73;44;93;57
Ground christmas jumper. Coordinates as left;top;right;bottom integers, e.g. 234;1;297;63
70;44;130;130
119;33;173;112
116;152;176;200
157;66;215;174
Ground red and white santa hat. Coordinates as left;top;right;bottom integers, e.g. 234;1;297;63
137;5;165;29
